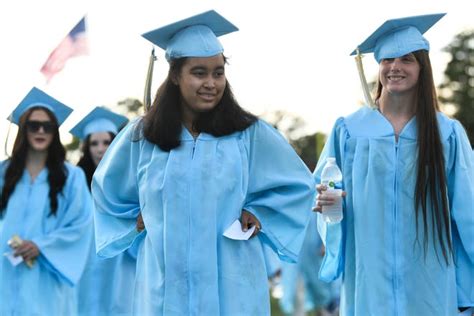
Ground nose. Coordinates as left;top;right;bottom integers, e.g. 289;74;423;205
203;76;216;89
390;58;402;72
98;144;107;154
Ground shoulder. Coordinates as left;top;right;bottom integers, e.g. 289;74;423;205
116;117;144;142
342;106;392;137
240;119;287;143
64;162;88;185
105;117;148;152
242;119;280;137
436;112;463;142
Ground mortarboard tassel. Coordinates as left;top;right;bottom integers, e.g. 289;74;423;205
355;48;375;107
4;116;13;158
143;48;157;113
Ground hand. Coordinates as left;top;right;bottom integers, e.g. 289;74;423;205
240;210;261;238
320;244;326;257
313;184;346;213
136;213;145;233
14;240;40;261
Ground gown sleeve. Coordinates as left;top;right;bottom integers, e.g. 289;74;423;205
92;121;144;258
313;117;347;282
31;165;93;286
447;121;474;308
243;120;316;263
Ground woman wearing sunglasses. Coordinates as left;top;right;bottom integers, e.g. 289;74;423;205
0;87;92;315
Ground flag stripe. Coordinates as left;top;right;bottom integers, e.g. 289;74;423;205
40;16;88;82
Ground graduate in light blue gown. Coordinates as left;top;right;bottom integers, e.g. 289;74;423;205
92;10;315;316
70;106;137;316
313;14;474;315
0;87;92;315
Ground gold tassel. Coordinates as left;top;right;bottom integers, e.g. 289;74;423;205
355;48;375;107
4;116;13;158
143;47;157;113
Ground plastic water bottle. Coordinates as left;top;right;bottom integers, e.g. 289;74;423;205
320;157;343;223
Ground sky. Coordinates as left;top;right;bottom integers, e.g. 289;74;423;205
0;0;473;160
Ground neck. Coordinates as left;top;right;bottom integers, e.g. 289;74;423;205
378;90;416;118
181;103;199;138
26;149;48;180
378;90;416;138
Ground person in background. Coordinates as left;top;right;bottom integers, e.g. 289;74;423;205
73;106;128;187
313;13;474;315
0;87;92;315
70;106;138;316
92;10;315;315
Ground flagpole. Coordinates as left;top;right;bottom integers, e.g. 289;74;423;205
143;48;157;113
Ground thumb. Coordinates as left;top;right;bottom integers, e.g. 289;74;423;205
240;214;249;232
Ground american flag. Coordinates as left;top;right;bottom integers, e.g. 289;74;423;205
40;16;88;82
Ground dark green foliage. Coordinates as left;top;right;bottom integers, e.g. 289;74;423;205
439;29;474;146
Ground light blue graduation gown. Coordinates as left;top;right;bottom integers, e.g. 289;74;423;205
76;227;139;316
314;107;474;316
262;241;281;279
92;119;315;315
279;212;331;314
455;149;474;310
0;162;92;315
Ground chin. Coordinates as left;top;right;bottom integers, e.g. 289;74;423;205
197;103;218;112
31;146;49;153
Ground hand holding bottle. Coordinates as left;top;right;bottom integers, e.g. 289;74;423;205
313;157;346;223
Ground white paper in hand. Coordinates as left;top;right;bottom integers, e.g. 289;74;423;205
223;219;255;240
4;252;23;266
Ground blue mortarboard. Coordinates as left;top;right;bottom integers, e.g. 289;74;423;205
69;106;128;140
142;10;238;61
9;87;73;126
351;13;446;63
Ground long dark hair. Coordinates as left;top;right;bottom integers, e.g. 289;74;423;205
1;106;68;217
77;131;115;189
375;50;452;264
143;56;257;151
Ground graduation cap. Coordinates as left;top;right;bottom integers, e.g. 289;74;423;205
351;13;445;62
350;13;446;106
142;10;238;61
8;87;73;126
69;106;128;140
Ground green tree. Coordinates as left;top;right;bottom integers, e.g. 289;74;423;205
261;110;326;172
438;29;474;145
291;132;327;172
117;98;144;118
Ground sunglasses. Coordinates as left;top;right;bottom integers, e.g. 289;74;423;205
25;121;56;134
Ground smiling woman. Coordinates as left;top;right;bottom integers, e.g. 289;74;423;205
173;54;227;129
91;10;316;315
314;13;474;315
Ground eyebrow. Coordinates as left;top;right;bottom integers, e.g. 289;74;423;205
190;65;225;71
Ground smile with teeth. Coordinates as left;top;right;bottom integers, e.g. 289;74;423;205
388;75;405;81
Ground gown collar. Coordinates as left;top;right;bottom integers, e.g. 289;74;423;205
345;107;417;140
